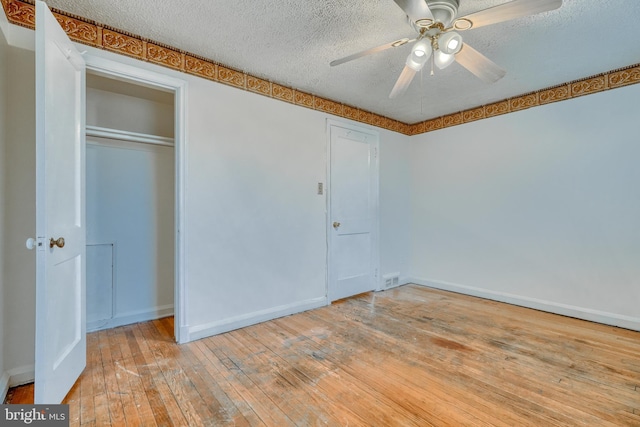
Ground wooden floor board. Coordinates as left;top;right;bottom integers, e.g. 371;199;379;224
146;319;211;427
269;315;447;425
135;320;192;426
208;333;299;426
5;284;640;426
162;328;240;426
359;288;635;425
227;328;337;426
237;324;378;427
289;301;537;426
427;290;640;412
371;299;604;417
193;339;266;426
78;332;97;425
262;318;472;427
256;324;382;426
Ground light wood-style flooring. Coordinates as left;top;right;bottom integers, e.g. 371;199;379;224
6;285;640;426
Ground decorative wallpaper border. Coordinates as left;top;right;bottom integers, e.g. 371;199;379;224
3;0;640;136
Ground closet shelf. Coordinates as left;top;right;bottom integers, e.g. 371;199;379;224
86;125;174;147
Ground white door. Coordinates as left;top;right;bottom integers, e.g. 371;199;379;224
34;0;86;404
328;122;379;302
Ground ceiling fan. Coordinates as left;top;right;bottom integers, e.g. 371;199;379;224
330;0;563;98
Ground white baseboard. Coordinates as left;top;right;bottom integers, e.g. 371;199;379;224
1;364;39;402
187;296;328;342
1;363;36;402
7;365;35;388
411;277;640;332
87;304;174;332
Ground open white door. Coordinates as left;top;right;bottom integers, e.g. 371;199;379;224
327;121;379;302
34;0;86;403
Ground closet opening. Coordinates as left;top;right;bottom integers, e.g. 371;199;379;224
85;71;176;335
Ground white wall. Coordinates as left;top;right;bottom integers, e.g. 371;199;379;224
183;86;410;339
86;139;174;330
86;82;174;138
379;129;412;285
409;84;640;330
184;79;329;338
3;45;36;384
0;12;8;398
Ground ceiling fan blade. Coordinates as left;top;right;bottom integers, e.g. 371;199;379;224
455;44;506;83
455;0;562;30
393;0;434;24
389;65;418;99
330;38;415;67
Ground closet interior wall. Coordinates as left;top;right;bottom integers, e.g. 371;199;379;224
85;72;175;332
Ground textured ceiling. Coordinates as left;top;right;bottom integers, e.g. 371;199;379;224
43;0;640;124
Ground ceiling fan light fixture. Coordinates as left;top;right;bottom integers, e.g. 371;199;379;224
438;31;463;55
406;53;429;71
406;40;432;70
412;39;430;56
434;50;455;69
332;0;561;100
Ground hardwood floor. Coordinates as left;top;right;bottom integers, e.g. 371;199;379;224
5;285;640;426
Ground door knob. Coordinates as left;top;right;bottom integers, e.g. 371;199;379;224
26;238;37;250
50;237;65;249
333;221;341;229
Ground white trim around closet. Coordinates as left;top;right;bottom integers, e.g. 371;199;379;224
84;53;189;344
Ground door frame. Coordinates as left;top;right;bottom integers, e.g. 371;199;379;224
326;119;380;302
83;54;189;343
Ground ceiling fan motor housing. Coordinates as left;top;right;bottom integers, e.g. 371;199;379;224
426;0;460;27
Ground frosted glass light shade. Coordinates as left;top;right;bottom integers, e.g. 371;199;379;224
434;50;456;69
406;40;432;71
438;31;463;55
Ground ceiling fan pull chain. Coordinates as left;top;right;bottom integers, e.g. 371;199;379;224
430;52;435;76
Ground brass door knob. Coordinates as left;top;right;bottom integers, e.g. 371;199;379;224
333;221;341;229
50;237;65;249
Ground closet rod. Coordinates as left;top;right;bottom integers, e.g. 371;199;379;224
86;125;174;147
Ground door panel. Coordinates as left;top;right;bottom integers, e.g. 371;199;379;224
34;0;86;403
328;123;379;302
332;135;371;218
